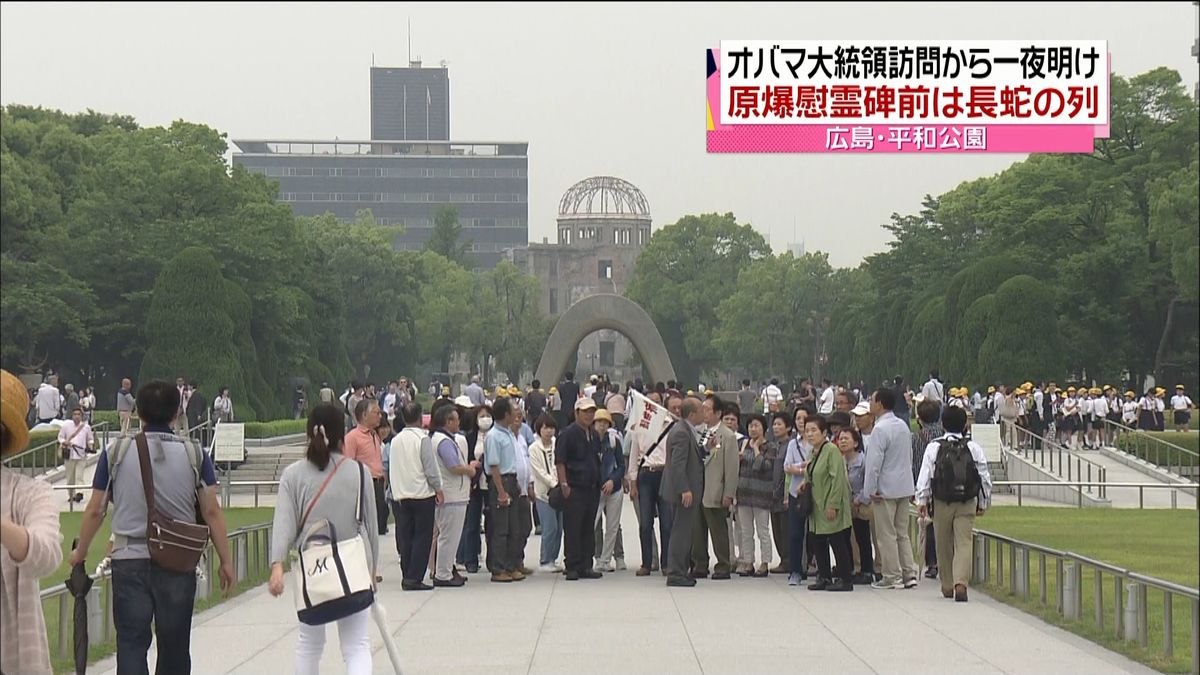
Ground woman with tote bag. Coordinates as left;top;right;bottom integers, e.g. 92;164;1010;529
269;403;379;675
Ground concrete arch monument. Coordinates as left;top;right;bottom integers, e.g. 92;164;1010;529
534;294;676;386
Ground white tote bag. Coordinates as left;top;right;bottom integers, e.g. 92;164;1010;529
293;461;374;625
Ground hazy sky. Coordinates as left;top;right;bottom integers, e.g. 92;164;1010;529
2;2;1196;267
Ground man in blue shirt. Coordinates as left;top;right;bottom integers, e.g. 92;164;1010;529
70;380;234;675
484;397;524;583
862;387;919;591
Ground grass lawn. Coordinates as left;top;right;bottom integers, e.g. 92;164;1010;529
977;506;1199;673
41;507;275;673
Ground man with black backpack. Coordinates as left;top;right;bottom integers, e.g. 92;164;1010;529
914;406;992;603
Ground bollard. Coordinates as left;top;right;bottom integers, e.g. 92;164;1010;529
87;586;103;644
1063;563;1081;620
1124;581;1139;641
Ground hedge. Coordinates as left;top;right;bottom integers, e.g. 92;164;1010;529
1116;431;1199;467
244;419;307;439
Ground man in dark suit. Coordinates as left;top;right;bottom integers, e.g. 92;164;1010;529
558;372;581;426
185;381;208;445
662;398;705;587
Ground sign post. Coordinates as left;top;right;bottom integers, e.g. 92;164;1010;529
212;422;246;464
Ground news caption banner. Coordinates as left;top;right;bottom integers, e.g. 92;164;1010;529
706;40;1110;153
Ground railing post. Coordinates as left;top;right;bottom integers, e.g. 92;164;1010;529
1017;483;1023;506
982;537;991;585
1137;583;1149;647
1162;591;1173;659
1139;486;1144;510
1008;544;1017;595
1019;547;1030;600
1114;575;1124;639
1039;553;1047;606
236;534;248;582
1056;558;1064;614
997;541;1005;587
1190;597;1198;675
58;592;69;659
1094;569;1104;629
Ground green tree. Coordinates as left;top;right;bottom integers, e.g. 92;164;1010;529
627;212;771;384
424;205;472;268
471;260;551;383
139;247;253;418
714;252;835;382
977;276;1065;385
412;251;474;373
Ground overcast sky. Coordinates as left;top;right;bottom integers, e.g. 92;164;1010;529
2;2;1196;267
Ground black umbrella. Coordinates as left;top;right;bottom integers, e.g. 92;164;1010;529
63;538;93;675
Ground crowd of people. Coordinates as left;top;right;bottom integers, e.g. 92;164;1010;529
1;362;1191;674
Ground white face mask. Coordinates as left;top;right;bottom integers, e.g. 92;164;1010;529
477;416;493;431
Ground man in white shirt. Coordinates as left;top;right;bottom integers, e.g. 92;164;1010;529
57;407;95;502
1171;385;1194;433
583;375;599;400
921;371;945;410
817;379;835;415
914;405;991;603
35;377;62;424
762;378;784;414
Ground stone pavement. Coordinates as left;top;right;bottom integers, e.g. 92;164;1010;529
89;504;1158;675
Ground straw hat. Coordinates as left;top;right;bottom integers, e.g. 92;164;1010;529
594;408;613;424
1;369;31;457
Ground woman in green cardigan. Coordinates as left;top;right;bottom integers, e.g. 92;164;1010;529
802;415;854;592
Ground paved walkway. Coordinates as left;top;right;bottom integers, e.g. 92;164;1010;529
89;505;1158;675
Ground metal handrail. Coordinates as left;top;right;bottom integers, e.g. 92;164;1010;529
1103;418;1198;479
996;480;1198;510
39;522;274;663
962;524;1200;674
1005;422;1108;498
1;421;114;476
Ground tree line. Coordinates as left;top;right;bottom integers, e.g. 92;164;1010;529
1;107;549;420
628;67;1198;392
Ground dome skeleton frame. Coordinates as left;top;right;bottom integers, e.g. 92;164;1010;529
557;176;650;220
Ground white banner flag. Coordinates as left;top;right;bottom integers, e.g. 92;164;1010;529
626;389;677;440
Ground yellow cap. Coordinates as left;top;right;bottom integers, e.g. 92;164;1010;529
1177;384;1186;389
1125;391;1135;397
549;386;558;393
1156;387;1166;395
1067;386;1076;392
594;408;613;424
508;385;520;396
1060;391;1068;398
687;390;695;396
704;389;715;397
987;386;995;393
1090;387;1101;395
1103;385;1113;391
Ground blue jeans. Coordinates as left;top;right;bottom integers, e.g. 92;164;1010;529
456;488;484;567
637;469;673;571
534;498;563;566
788;494;810;576
112;558;198;675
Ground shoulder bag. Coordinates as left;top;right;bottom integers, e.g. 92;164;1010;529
293;459;375;625
541;446;565;511
136;432;211;573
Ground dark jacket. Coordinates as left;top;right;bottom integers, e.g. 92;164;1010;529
186;391;208;428
558;380;580;412
555;422;600;489
661;421;703;502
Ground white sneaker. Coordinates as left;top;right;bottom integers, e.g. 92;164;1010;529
538;563;559;573
871;578;904;590
904;577;919;589
615;558;627;571
605;560;617;572
554;561;566;572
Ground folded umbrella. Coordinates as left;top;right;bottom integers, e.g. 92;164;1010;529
63;538;94;675
371;600;404;675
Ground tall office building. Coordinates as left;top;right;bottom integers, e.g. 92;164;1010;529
233;64;528;269
370;63;450;141
232;139;527;269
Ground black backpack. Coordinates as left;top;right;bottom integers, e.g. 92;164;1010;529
931;436;981;503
